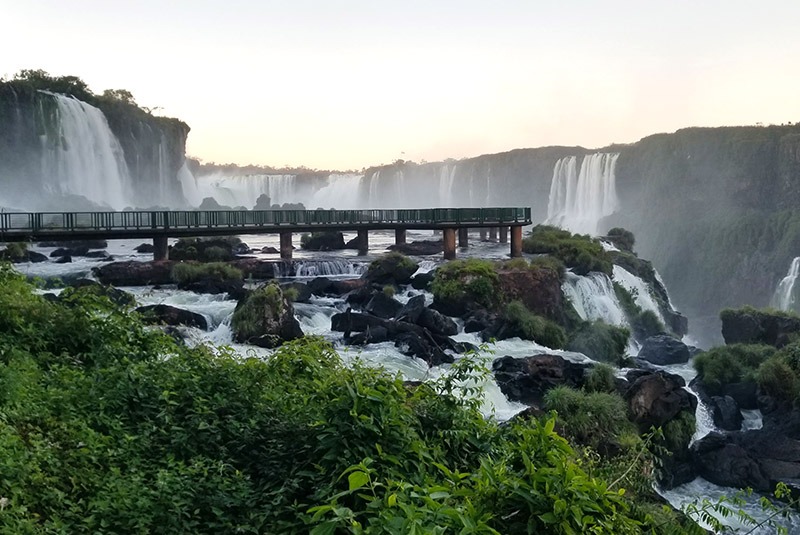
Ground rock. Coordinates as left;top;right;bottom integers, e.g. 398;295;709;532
364;293;403;319
348;326;390;345
280;281;312;303
330;278;367;295
93;261;175;286
231;283;303;348
464;310;497;333
135;243;155;253
492;354;589;406
51;246;88;257
331;310;389;334
84;250;111;259
301;231;346;251
230;258;278;280
136;304;208;330
26;251;48;263
417;308;457;336
396;295;426;324
54;255;72;264
253;193;271;210
180;278;245;298
307;277;334;295
711;395;744;431
38;239;107;249
261;246;279;254
68;278;136;307
721;307;800;347
623;370;697;430
410;270;435;290
497;265;564;322
393;331;453;367
364;253;419;285
0;247;48;263
171;237;237;262
637;335;691;365
388;240;444;256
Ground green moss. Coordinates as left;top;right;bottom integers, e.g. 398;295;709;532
504;300;567;348
431;258;500;309
662;410;696;454
568;321;630;366
231;283;285;341
606;228;636;252
522;225;612;276
170;262;243;284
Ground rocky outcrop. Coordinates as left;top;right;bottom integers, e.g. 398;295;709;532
136;304;208;330
710;395;744;431
301;231;346;251
93;261;175;286
231;283;303;348
492;354;588;406
637;335;691;365
388;240;444;256
623;370;697;430
364;253;419;286
720;307;800;347
497;266;564;322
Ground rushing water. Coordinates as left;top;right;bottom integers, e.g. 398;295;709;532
771;257;800;313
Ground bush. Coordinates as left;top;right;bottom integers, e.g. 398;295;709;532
614;284;666;340
504;300;567;348
203;245;229;262
757;358;799;405
662;410;696;454
585;363;618;393
529;254;567;279
231;283;285;341
693;344;776;393
606;227;636;252
431;258;500;310
171;262;243;284
568;321;630;366
522;225;612;275
382;285;396;298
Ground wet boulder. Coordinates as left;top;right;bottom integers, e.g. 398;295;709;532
231;283;303;348
492;354;588;406
637;334;691;365
417;308;458;336
136;304;208;330
711;395;744;431
364;253;419;285
393;331;453;367
93;261;175;287
623;370;697;430
396;294;426;323
301;231;346;251
364;292;403;319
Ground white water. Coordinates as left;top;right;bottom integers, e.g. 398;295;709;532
612;265;666;325
40;92;132;209
545;153;619;235
307;173;364;209
771;257;800;312
563;271;627;327
187;173;298;208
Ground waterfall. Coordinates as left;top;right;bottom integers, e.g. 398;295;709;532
271;260;368;278
191;174;298;208
771;257;800;312
545;153;619;235
40;92;132;209
612;265;667;326
438;164;457;206
308;174;364;209
562;271;627;326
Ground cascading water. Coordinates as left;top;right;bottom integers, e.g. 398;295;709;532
612;265;667;325
40;92;132;209
770;257;800;312
545;153;619;235
307;173;364;209
438;164;457;206
562;271;627;326
271;260;368;278
190;173;298;208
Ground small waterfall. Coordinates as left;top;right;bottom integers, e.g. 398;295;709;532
438;164;457;206
271;260;368;278
40;92;132;209
612;265;667;325
771;257;800;312
545;153;619;235
562;271;627;326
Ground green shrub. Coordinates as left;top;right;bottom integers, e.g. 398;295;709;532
585;363;618;393
568;321;630;366
543;386;636;451
693;344;776;393
431;258;500;309
606;227;636;252
614;284;666;339
662;410;696;454
203;245;229;262
282;286;300;302
522;225;612;275
757;358;799;405
382;285;396;298
529;254;567;279
499;257;529;270
171;262;243;284
504;300;567;348
231;283;285;341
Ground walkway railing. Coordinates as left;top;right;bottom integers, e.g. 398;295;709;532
0;207;531;235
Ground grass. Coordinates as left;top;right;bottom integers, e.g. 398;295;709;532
170;262;243;284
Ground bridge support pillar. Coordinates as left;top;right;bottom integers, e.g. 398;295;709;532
510;226;523;258
499;226;508;244
458;228;469;248
443;228;456;260
153;236;169;261
357;229;369;256
280;231;293;259
489;227;498;242
479;228;487;241
395;228;406;245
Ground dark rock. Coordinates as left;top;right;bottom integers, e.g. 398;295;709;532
492;354;589;406
724;381;759;410
623;370;697;430
84;250;111;259
136;304;208;330
230;258;277;280
0;247;48;263
364;293;403;319
331;310;389;334
93;261;175;287
417;308;458;336
231;284;304;348
253;193;271;210
307;277;334;295
393;331;453;366
364;253;419;285
180;278;245;298
38;239;107;249
497;265;564;322
348;326;390;345
68;278;136;307
301;231;346;251
280;281;312;303
711;395;744;431
396;295;426;324
330;278;367;295
54;255;72;264
388;240;444;256
464;310;497;333
637;334;691;365
51;247;87;257
260;246;279;254
135;243;155;253
721;307;800;347
410;270;435;290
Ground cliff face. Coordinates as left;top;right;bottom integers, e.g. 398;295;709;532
0;80;190;210
365;125;800;345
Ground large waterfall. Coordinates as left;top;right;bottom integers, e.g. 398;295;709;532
40;93;132;210
545;153;619;235
771;257;800;312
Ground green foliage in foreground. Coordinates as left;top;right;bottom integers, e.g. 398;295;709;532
522;225;612;276
0;262;700;534
170;261;243;284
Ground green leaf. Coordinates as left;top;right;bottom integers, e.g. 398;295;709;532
348;470;369;491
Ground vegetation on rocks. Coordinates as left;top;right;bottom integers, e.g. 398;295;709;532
693;344;776;394
170;262;243;285
0;262;707;533
431;258;500;310
522;225;612;276
502;300;568;348
567;321;630;366
614;283;666;340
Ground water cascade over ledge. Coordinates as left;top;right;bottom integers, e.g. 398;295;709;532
771;256;800;312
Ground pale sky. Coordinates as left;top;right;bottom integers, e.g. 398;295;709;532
3;0;800;170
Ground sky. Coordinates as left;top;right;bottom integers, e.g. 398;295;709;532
3;0;800;170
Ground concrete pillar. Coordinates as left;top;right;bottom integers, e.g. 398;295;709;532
395;228;406;245
443;228;456;260
499;226;508;244
458;227;469;248
357;229;369;256
280;231;293;259
489;227;498;242
153;236;169;261
479;228;487;241
510;226;523;258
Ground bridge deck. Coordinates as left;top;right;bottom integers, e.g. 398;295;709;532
0;207;531;241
